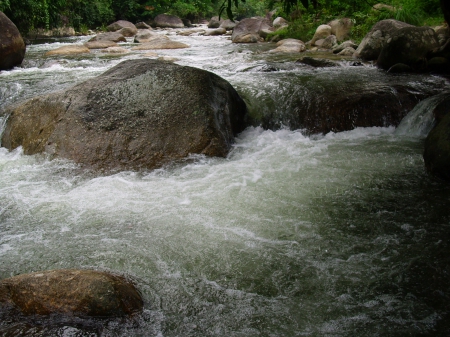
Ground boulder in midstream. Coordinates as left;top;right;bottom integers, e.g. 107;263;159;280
1;59;248;171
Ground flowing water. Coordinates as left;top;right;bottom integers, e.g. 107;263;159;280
0;30;450;336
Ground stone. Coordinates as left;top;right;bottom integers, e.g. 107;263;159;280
135;22;151;29
208;16;223;28
89;32;127;43
205;28;226;36
434;24;449;45
219;19;237;31
353;19;413;60
84;41;118;49
337;46;356;56
424;112;450;180
102;47;130;54
154;14;184;29
0;269;143;317
107;20;137;33
311;25;331;45
134;29;158;43
428;57;450;73
233;33;260;43
321;35;337;49
1;59;248;171
269;39;305;53
131;38;189;50
327;18;353;42
182;19;193;27
177;29;206;36
157;56;179;62
296;57;338;68
372;3;396;11
231;17;273;43
118;26;138;37
377;26;440;71
332;40;358;54
45;45;90;56
0;11;26;70
273;17;289;30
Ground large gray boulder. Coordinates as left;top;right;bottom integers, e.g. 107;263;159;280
154;14;184;28
377;26;440;71
0;269;143;317
353;19;413;60
0;11;26;70
231;17;273;43
1;59;248;171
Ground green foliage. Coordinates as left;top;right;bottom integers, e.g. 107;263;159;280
1;0;444;37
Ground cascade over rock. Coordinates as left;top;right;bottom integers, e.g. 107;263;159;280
0;269;143;317
0;11;26;70
424;112;450;180
1;59;248;171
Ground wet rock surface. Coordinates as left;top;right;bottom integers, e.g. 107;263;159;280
1;59;248;171
0;269;143;317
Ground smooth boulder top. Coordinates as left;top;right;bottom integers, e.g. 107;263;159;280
0;269;143;317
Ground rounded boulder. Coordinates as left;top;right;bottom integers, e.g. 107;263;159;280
0;269;143;317
0;11;26;70
1;59;248;171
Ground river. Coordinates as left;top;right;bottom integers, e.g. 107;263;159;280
0;30;450;336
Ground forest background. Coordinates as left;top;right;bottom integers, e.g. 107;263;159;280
0;0;444;42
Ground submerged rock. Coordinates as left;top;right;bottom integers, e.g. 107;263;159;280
0;11;26;70
1;59;248;171
0;269;143;317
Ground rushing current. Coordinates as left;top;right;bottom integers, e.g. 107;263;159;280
0;30;450;336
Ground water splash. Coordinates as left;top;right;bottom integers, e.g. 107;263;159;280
395;91;450;138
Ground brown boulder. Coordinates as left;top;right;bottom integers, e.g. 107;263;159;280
154;14;184;29
88;32;126;43
231;17;273;43
107;20;137;33
0;11;26;70
131;38;189;50
45;45;90;56
0;269;143;317
208;16;223;29
1;59;248;171
84;41;118;49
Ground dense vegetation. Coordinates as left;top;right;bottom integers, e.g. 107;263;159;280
0;0;444;41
